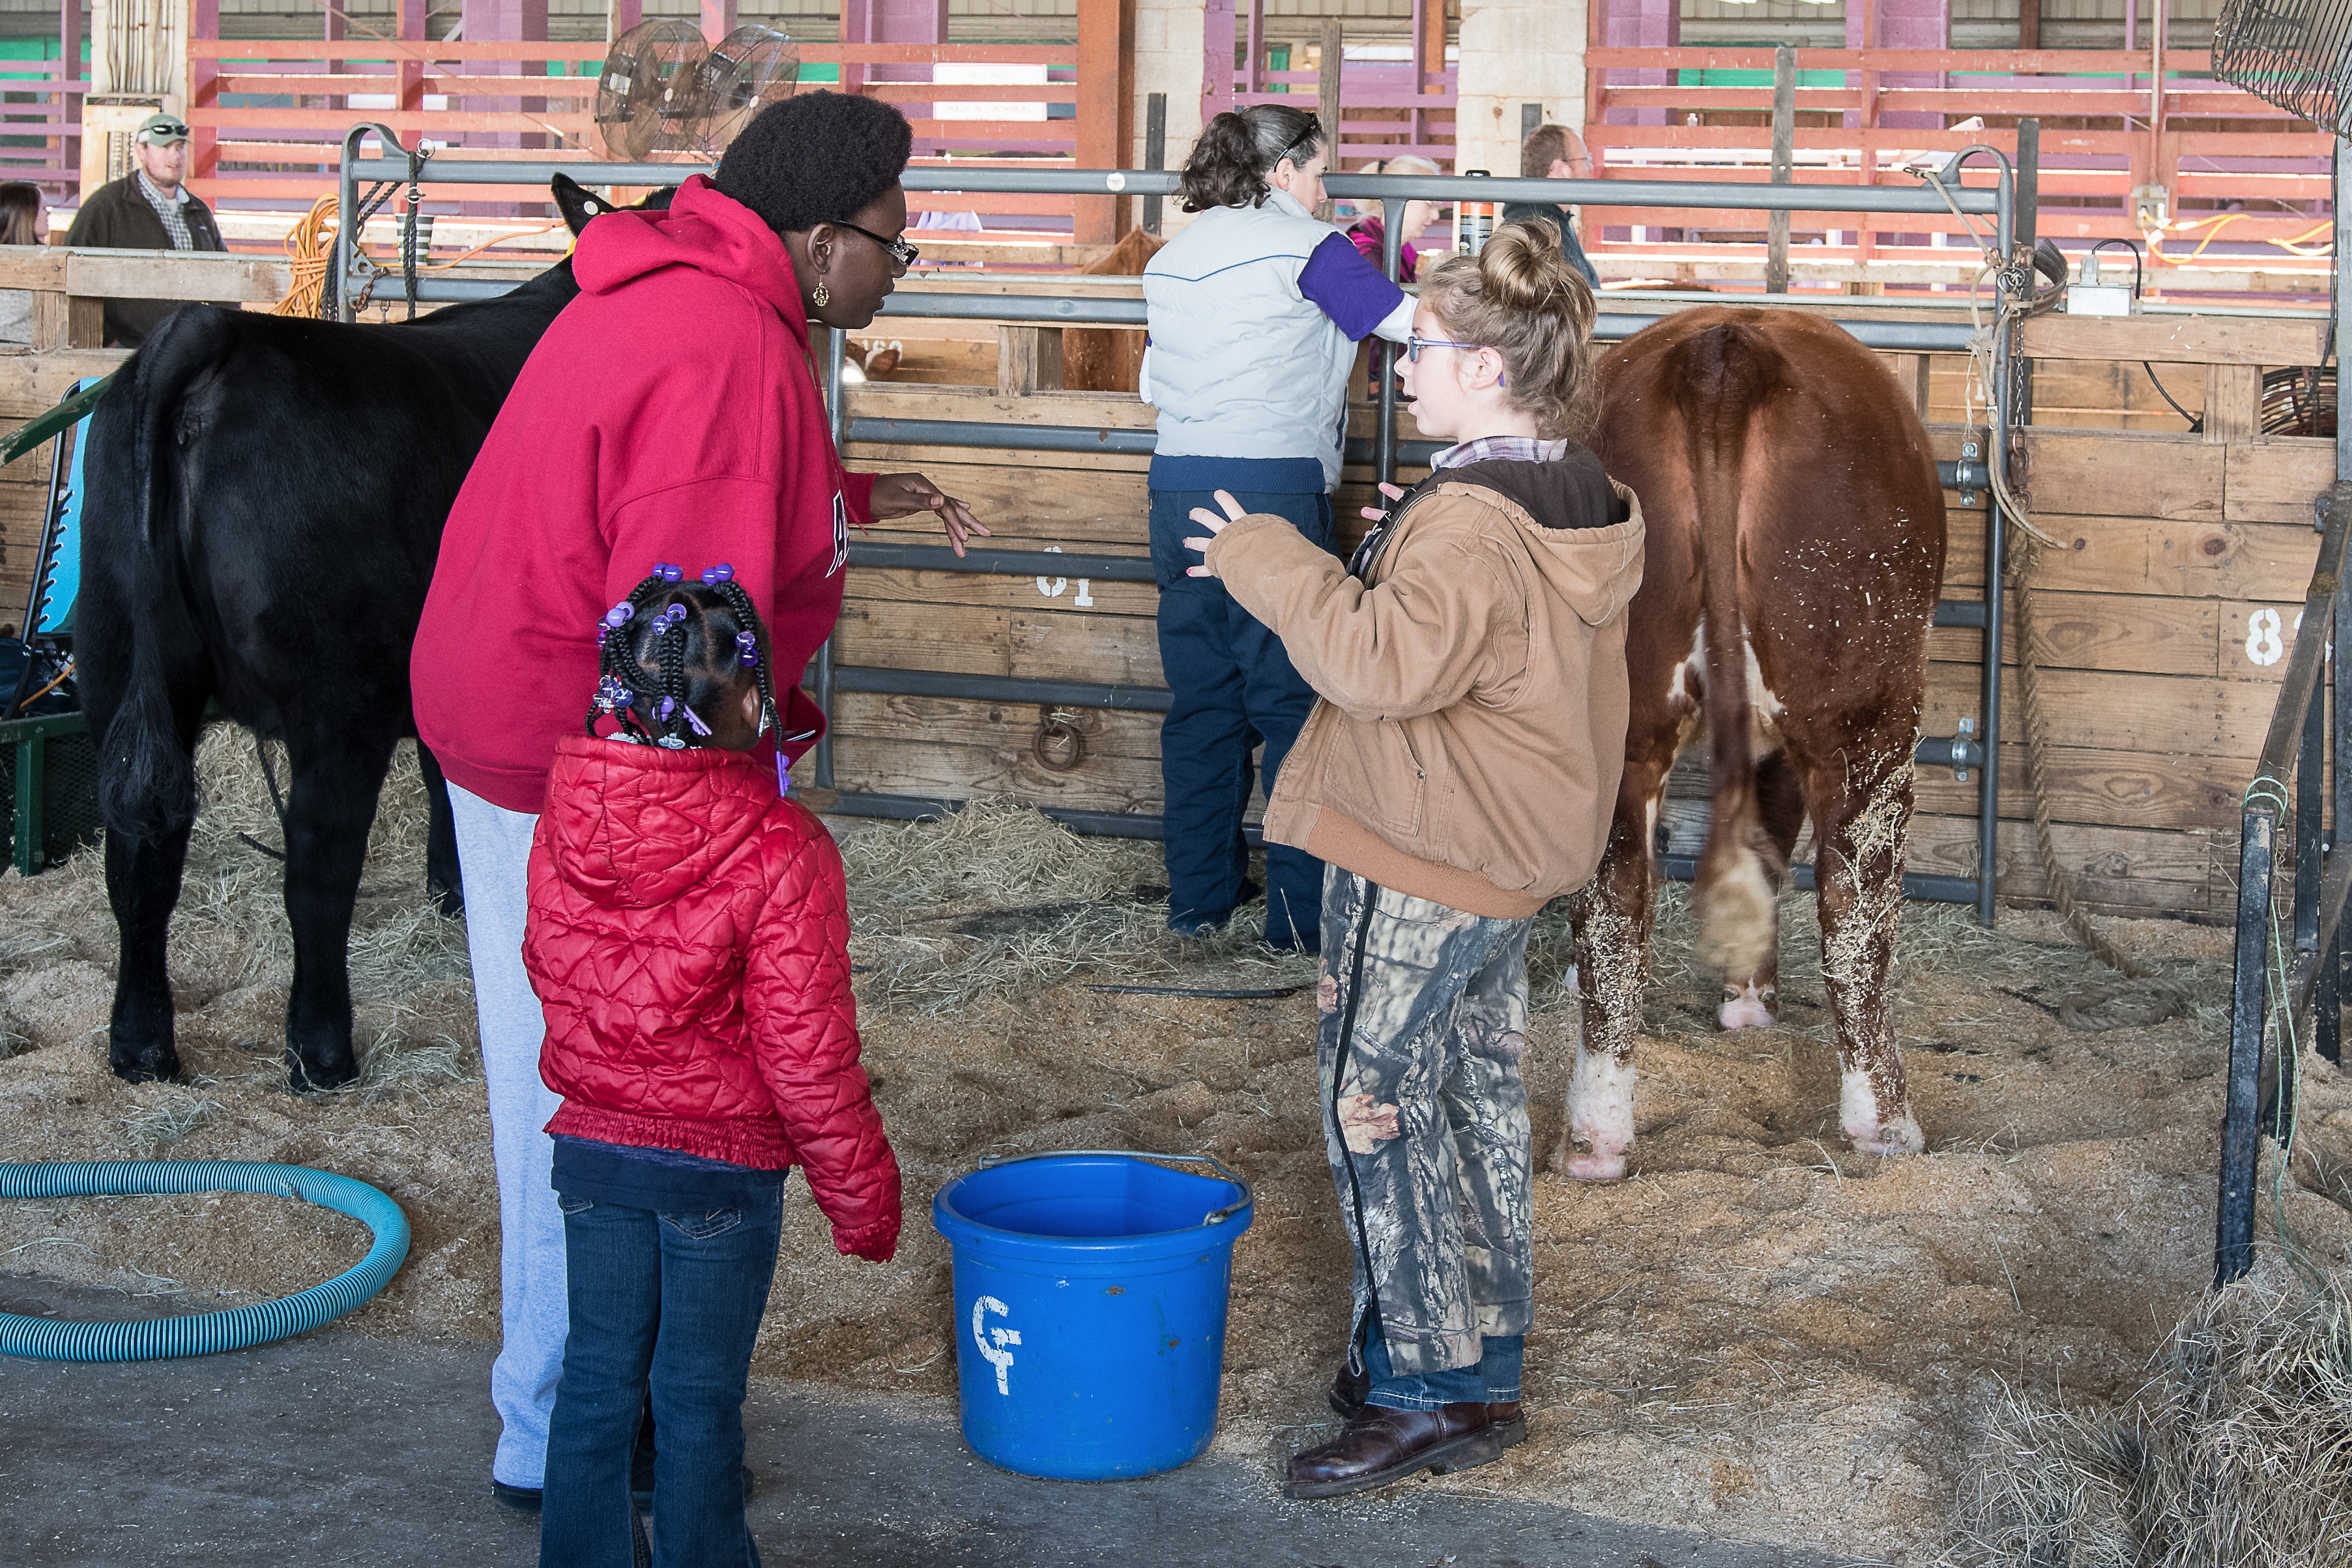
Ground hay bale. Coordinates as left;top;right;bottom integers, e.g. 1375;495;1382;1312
1949;1272;2352;1567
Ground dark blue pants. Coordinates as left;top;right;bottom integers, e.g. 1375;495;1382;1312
1148;486;1331;950
540;1187;783;1568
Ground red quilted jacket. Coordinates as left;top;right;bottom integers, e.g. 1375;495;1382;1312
524;733;900;1261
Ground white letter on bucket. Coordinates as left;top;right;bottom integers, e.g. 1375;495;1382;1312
973;1296;1022;1395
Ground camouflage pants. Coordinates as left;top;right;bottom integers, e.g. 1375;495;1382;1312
1316;867;1535;1376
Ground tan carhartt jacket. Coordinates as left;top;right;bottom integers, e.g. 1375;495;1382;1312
1206;447;1645;918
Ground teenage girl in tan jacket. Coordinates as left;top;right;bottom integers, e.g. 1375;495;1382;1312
1184;221;1644;1500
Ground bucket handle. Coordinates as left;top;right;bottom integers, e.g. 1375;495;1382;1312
976;1148;1253;1228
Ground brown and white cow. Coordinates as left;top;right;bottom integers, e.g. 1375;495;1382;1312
1560;306;1947;1181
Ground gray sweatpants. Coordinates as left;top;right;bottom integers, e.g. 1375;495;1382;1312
449;783;566;1490
1318;866;1536;1376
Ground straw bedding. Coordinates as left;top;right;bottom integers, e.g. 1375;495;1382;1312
0;734;2343;1559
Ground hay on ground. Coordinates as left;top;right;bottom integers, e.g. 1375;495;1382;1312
1949;1268;2352;1567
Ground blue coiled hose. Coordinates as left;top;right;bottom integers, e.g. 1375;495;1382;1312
0;1160;410;1361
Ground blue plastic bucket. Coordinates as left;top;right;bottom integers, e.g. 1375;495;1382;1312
931;1150;1254;1481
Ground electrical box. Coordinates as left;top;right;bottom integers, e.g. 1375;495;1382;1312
2130;183;2171;231
2066;252;2136;317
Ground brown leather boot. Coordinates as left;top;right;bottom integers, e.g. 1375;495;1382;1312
1328;1358;1371;1419
1283;1402;1509;1500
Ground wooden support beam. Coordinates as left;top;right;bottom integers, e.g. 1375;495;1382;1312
995;325;1065;396
2022;313;2329;366
31;292;103;350
2202;362;2261;443
1073;0;1135;245
1318;19;1343;214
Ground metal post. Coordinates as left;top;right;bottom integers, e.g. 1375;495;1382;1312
2217;806;2274;1283
1522;102;1542;141
813;323;848;791
12;734;38;877
1765;46;1794;296
1318;20;1344;222
1976;123;2035;927
2334;557;2351;1066
2290;682;2326;1125
1142;93;1167;235
1375;197;1404;488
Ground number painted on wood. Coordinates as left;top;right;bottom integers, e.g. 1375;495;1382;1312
2246;607;2285;667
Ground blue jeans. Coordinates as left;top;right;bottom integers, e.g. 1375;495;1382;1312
1147;486;1333;950
1362;1328;1525;1412
540;1187;783;1568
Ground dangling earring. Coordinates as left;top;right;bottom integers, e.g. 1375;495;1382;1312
811;282;830;309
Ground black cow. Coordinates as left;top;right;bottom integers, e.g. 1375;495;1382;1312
83;175;652;1090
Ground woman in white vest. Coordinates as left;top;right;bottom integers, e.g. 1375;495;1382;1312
1140;104;1414;952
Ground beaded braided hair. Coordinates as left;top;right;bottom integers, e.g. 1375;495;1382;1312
587;562;780;753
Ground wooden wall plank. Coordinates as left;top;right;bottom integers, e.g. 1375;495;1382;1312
1906;814;2216;912
1926;591;2220;675
2021;313;2329;367
852;462;1149;545
835;602;1010;677
1923;663;2277;759
834;733;1169;816
834;691;1165;761
2224;438;2331;525
847;383;1159;431
2021;432;2224;521
1943;517;2319;601
848;564;1157;619
1910;745;2248;830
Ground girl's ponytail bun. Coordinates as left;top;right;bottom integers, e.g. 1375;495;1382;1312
1417;218;1599;439
1477;218;1594;340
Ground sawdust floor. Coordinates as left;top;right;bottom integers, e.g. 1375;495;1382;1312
2;738;2345;1563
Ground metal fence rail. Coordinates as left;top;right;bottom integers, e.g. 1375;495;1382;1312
2212;147;2352;1286
341;128;2033;923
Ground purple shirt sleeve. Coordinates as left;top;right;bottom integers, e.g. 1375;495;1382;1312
1298;229;1409;341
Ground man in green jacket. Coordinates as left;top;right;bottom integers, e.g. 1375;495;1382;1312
65;111;225;347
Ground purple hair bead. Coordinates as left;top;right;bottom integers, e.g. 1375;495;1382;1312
684;704;712;737
604;603;632;628
712;563;735;583
656;562;683;584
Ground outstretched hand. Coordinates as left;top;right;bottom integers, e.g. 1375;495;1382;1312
1359;480;1407;525
1182;489;1249;579
868;472;991;557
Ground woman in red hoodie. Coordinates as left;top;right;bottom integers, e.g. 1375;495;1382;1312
528;562;899;1568
410;92;980;1509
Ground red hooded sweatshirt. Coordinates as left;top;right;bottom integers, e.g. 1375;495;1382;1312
525;732;901;1261
413;175;876;814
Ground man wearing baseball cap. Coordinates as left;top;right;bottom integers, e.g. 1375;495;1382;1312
64;111;225;347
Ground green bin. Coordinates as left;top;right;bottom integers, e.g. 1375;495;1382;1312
0;711;100;877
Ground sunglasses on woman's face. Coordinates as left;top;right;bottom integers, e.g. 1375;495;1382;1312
1405;334;1492;363
833;219;919;272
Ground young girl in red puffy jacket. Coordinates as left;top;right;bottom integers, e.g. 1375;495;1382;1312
524;562;901;1568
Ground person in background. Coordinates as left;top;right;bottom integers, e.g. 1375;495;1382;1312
1344;155;1442;283
1140;103;1416;953
63;113;225;347
1182;222;1642;1499
0;182;48;345
530;568;899;1568
1506;123;1600;288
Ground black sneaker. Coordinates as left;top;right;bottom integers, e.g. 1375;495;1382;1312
496;1467;755;1513
491;1479;542;1514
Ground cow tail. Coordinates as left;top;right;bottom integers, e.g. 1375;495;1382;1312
1676;322;1783;980
96;313;213;843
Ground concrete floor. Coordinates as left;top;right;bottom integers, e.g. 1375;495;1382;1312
3;1275;1850;1568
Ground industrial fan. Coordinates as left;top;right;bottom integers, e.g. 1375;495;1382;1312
591;21;798;162
593;19;707;162
2211;0;2352;134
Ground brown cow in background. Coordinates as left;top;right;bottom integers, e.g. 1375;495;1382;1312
1062;225;1166;392
1561;307;1946;1181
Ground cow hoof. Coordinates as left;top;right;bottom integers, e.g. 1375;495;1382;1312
1565;1148;1629;1182
285;1051;361;1094
1717;989;1778;1030
1847;1114;1925;1157
109;1045;182;1084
